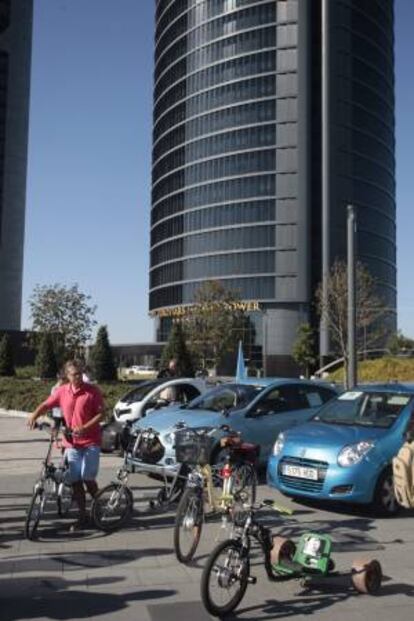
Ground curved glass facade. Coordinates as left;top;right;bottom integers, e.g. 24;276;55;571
151;0;301;316
330;0;396;314
150;0;396;365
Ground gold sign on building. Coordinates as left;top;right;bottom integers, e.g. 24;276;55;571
151;301;260;319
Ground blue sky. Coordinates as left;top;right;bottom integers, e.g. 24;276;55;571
22;0;414;343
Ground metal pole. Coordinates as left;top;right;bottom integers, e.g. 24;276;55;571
262;311;267;378
320;0;330;365
347;205;357;388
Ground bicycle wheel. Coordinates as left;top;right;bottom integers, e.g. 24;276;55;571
174;488;204;563
25;488;44;540
265;536;296;580
91;483;133;532
201;539;250;617
57;483;73;517
352;558;382;594
231;463;257;505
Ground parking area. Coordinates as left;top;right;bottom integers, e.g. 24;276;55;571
1;414;414;621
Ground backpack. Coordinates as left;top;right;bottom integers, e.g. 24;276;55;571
392;440;414;508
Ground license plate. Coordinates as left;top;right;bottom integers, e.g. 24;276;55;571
282;464;318;480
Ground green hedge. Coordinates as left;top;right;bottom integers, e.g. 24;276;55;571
328;357;414;383
0;376;131;420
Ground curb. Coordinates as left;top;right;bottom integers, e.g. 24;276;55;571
0;408;29;419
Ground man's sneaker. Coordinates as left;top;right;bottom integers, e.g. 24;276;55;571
69;517;90;532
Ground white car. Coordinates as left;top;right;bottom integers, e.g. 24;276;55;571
125;365;156;376
113;378;207;424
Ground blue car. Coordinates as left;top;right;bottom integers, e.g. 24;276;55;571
267;385;414;515
131;378;338;471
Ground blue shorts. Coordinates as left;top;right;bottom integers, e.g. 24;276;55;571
65;446;100;483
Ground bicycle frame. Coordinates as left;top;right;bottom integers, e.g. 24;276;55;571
185;463;235;514
25;423;72;539
114;445;189;508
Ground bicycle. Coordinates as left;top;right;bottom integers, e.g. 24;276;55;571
91;423;188;531
24;421;73;540
173;424;259;564
201;500;383;617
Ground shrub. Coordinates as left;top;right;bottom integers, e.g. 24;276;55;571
160;322;195;377
0;334;15;377
35;333;58;379
90;326;117;381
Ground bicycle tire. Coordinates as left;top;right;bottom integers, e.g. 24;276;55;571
91;483;133;532
201;539;250;617
24;488;44;540
174;488;204;563
231;462;257;506
57;483;73;517
265;536;296;581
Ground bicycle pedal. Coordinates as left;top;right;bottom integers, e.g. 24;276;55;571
247;576;257;584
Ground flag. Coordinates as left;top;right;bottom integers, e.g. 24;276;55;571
235;340;246;382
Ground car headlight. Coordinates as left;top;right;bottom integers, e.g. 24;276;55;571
337;440;375;467
273;433;285;456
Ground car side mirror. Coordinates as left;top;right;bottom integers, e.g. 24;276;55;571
154;398;170;410
247;406;268;418
144;399;167;412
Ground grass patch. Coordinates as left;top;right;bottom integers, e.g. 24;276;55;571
0;375;133;419
328;357;414;383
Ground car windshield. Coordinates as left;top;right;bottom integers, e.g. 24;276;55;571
313;390;412;428
120;381;164;404
187;384;264;412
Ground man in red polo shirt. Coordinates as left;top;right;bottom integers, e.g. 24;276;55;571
28;360;104;530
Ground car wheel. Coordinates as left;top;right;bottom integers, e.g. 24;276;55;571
372;468;400;516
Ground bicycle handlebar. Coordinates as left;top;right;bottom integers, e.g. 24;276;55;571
236;498;294;516
173;421;240;437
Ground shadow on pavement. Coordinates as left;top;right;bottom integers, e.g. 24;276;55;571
0;547;173;574
0;575;176;621
227;579;414;620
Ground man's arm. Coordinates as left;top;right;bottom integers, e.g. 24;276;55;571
27;403;50;429
73;388;104;435
27;390;61;430
73;411;103;434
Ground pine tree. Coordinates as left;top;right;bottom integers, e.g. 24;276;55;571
35;332;58;379
91;325;117;381
160;322;195;377
292;323;317;378
0;334;16;377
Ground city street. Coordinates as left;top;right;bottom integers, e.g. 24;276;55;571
1;414;414;621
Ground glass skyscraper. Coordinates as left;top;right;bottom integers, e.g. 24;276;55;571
0;0;33;330
150;0;396;374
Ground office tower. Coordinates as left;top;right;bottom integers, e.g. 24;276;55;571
0;0;33;330
150;0;395;374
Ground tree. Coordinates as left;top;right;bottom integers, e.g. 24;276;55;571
315;260;390;385
90;325;117;381
387;330;414;356
0;334;15;377
160;322;195;376
292;323;317;378
29;283;97;358
35;332;58;379
183;280;246;373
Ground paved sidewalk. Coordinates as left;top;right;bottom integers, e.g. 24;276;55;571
1;415;414;620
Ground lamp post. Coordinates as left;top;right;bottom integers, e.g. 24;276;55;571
262;311;268;378
320;0;331;365
347;204;357;389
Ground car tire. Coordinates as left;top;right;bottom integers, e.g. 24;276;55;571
372;468;401;517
